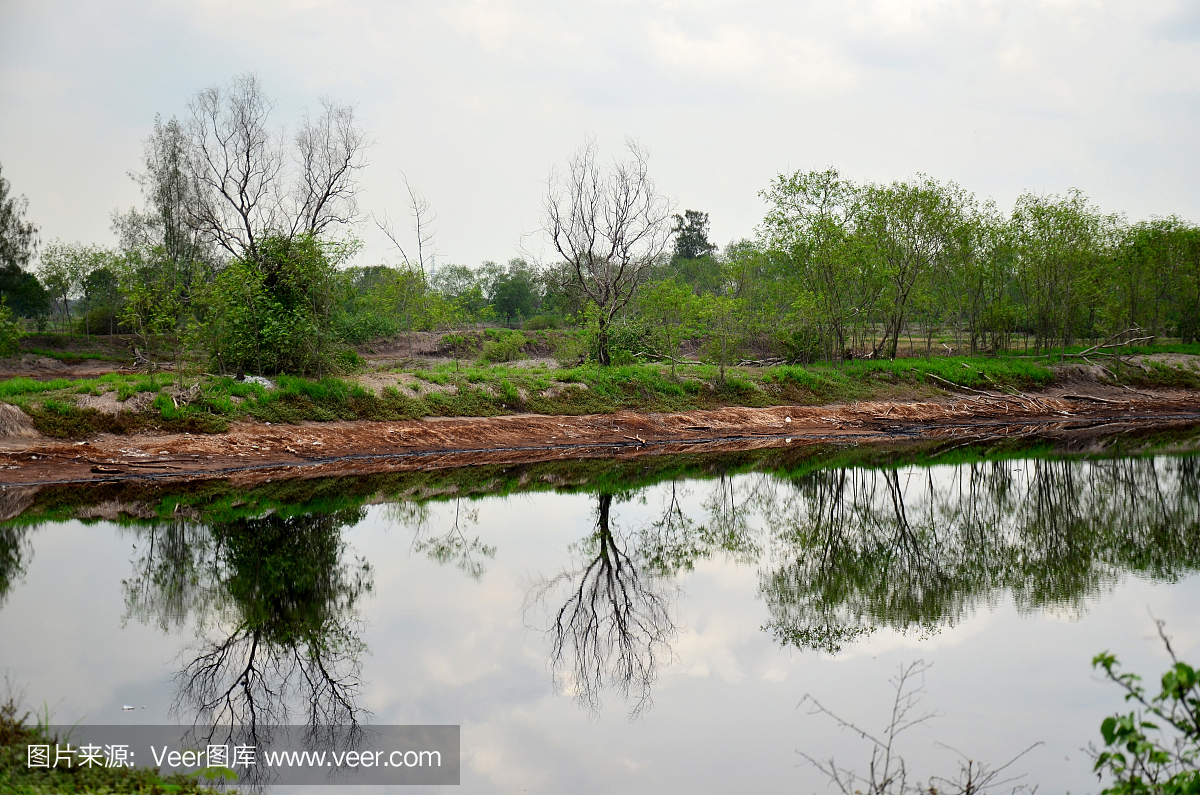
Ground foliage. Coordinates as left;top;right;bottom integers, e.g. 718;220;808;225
671;209;718;261
0;263;49;321
1092;624;1200;795
480;329;528;363
0;162;38;275
0;300;21;357
637;277;700;377
0;698;224;793
699;294;748;384
487;258;543;324
524;313;563;330
192;234;357;377
37;241;101;332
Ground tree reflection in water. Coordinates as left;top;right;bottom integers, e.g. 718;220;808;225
97;450;1200;725
758;456;1200;652
0;524;30;610
528;493;677;718
123;507;373;745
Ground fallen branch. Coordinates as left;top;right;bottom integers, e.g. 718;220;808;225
1060;393;1127;405
1064;328;1155;358
920;371;996;397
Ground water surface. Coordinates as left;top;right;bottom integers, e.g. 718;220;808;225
3;442;1200;793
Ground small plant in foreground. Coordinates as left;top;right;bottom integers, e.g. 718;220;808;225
1092;621;1200;795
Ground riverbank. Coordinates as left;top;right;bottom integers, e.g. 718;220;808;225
2;384;1199;493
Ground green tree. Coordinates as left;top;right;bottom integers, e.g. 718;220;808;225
0;299;22;357
638;277;699;377
193;234;355;376
671;210;717;261
759;168;884;360
116;248;186;358
37;240;99;332
83;266;122;338
0;262;50;321
490;259;542;325
699;294;748;384
431;263;490;320
859;176;975;360
0;162;38;274
1011;190;1114;355
1110;218;1200;341
112;114;217;323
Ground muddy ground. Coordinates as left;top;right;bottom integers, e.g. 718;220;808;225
2;379;1199;490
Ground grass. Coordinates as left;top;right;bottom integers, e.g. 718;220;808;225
0;699;223;794
0;347;1195;440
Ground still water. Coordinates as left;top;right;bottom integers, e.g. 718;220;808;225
3;444;1200;793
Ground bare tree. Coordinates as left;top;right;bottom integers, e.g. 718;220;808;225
544;139;673;365
294;98;370;237
374;173;437;279
186;74;368;261
799;661;1041;795
525;493;676;718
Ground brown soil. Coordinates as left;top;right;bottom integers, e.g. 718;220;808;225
2;387;1199;490
0;353;135;379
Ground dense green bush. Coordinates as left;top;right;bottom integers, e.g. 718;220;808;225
524;314;563;330
191;234;353;377
0;300;21;357
481;330;528;362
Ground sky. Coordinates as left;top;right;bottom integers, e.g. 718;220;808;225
2;0;1199;270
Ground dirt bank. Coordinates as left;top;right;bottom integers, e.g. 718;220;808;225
3;384;1199;489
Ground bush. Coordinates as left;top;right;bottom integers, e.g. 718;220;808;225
192;234;353;377
524;314;563;330
588;318;657;364
0;300;21;357
439;332;478;357
481;331;528;363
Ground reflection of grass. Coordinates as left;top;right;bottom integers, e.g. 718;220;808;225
8;423;1200;529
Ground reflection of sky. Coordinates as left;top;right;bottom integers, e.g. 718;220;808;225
2;470;1199;794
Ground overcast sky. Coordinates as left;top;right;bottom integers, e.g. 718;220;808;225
2;0;1199;269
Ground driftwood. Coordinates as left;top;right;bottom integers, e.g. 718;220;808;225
1060;393;1128;405
132;347;157;371
632;352;702;365
736;357;788;367
1064;328;1154;359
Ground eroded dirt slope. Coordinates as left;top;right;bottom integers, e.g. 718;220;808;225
3;386;1199;489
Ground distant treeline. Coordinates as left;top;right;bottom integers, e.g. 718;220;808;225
2;76;1199;374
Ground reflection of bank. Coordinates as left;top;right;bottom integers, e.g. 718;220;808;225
527;492;678;718
122;506;374;774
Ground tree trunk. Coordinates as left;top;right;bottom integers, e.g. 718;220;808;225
596;317;611;366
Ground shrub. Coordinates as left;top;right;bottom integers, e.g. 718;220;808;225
524;314;563;330
0;300;21;357
481;331;528;363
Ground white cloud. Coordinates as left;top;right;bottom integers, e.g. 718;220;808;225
1;0;1198;266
